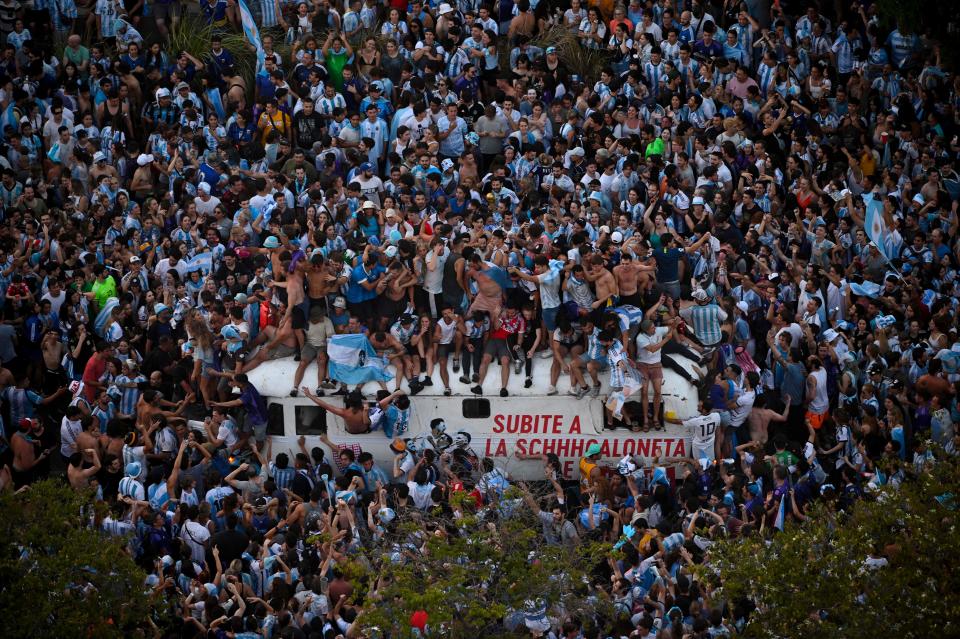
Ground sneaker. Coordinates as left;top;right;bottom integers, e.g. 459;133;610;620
443;387;452;396
472;373;480;383
422;376;433;386
452;361;460;373
590;384;601;398
576;385;590;399
459;375;471;385
471;385;483;395
289;389;298;397
409;380;424;396
567;387;580;397
547;385;558;395
321;378;338;389
315;387;324;397
500;388;509;397
333;386;348;396
524;377;533;388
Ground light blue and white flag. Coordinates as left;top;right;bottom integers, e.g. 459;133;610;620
922;289;938;309
327;334;393;385
205;87;226;121
774;493;786;531
848;280;882;298
94;297;119;339
181;252;213;274
237;0;266;67
864;193;893;261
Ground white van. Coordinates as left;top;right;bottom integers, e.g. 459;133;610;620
243;354;702;480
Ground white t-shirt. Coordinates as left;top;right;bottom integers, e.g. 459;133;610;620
635;327;670;365
407;481;435;510
684;412;721;449
728;390;756;428
424;249;447;294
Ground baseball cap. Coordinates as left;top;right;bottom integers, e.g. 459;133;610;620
93;151;106;163
333;296;347;309
129;255;141;263
156;88;171;98
736;301;749;314
441;158;454;171
197;182;211;194
692;196;705;205
360;162;374;172
125;462;141;477
136;153;154;166
610;231;623;244
546;46;557;54
233;293;249;305
384;245;398;258
692;289;709;302
399;313;415;324
362;200;377;209
154;303;170;314
370;81;383;91
175;81;190;92
586;443;602;457
263;236;280;248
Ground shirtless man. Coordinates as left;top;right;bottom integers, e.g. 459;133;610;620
369;330;406;391
466;253;505;325
613;251;654;307
74;415;101;463
135;389;189;429
747;394;791;446
304;388;372;434
376;261;418;321
303;252;344;311
11;418;54;487
584;254;619;314
242;303;299;372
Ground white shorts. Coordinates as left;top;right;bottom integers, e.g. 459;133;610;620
693;441;716;464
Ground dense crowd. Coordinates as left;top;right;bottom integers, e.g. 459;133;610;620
1;0;959;637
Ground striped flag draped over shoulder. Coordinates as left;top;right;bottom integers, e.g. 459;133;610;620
327;334;394;385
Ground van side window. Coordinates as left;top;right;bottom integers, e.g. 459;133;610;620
266;403;285;437
295;405;327;435
462;398;490;419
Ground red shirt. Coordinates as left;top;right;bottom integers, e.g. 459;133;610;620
82;354;106;402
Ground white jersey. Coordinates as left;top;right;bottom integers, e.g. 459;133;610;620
437;316;458;344
684;412;721;461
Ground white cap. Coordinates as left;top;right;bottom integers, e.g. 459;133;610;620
599;225;610;234
197;182;211;194
610;231;624;243
136;153;154;166
362;200;377;209
156;88;171;99
736;301;749;314
692;196;705;206
384;245;399;258
333;296;347;309
571;147;586;156
438;2;453;14
692;289;709;302
129;255;141;263
93;151;106;163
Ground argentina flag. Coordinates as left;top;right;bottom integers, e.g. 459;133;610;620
848;280;882;298
327;334;393;385
774;493;786;531
237;0;266;66
181;252;213;274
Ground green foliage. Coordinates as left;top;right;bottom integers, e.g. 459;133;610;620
0;480;157;639
356;498;615;638
532;24;611;84
702;455;960;639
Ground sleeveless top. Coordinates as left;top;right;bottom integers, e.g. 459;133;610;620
437;317;457;344
442;250;465;305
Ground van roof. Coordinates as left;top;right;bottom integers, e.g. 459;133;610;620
243;354;702;401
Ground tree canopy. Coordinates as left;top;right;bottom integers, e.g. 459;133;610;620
0;480;157;639
701;454;960;639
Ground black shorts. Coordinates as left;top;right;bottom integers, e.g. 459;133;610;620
437;343;454;359
404;342;418;357
291;306;307;330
